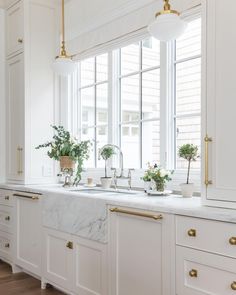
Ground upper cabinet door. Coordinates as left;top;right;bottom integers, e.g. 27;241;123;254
203;0;236;206
6;1;24;57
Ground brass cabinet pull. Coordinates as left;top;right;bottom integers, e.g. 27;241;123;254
4;196;10;201
189;269;198;278
229;237;236;245
110;207;163;220
18;38;23;43
66;241;73;249
17;146;23;175
204;135;212;186
188;229;196;237
231;282;236;290
5;243;10;248
5;216;10;221
13;193;40;200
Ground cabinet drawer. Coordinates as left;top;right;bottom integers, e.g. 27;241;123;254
176;246;236;295
176;216;236;258
0;206;13;234
0;231;12;262
0;190;14;206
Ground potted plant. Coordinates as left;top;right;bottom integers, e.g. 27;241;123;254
100;146;116;189
178;144;199;197
36;125;91;186
141;163;153;192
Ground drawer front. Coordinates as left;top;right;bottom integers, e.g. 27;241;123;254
0;190;14;206
176;246;236;295
176;216;236;258
0;206;13;233
0;231;12;262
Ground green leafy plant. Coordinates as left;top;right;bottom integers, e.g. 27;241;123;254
36;125;91;185
100;146;116;178
178;144;199;184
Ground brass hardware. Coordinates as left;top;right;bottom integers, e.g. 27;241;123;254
188;229;196;237
5;243;10;248
5;216;10;221
110;208;163;220
156;0;180;17
229;237;236;245
18;38;23;43
4;196;10;201
231;282;236;290
204;135;212;186
17;146;23;175
66;241;73;249
13;193;40;200
189;269;198;278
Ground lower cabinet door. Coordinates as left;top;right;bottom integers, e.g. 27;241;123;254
42;228;74;291
72;236;107;295
176;246;236;295
109;206;174;295
0;231;12;263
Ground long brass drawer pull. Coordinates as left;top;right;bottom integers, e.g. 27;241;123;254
204;135;212;186
231;282;236;290
189;269;198;278
13;193;40;200
229;237;236;245
17;146;23;175
110;208;163;220
188;229;196;237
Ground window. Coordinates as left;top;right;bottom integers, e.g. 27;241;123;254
79;54;109;167
77;15;201;179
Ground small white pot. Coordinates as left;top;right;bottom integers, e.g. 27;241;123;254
180;183;194;198
100;177;112;189
144;181;152;193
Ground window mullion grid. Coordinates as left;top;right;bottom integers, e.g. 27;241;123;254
94;57;97;167
139;41;143;169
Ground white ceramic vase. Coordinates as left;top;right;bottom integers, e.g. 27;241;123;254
180;183;194;198
100;177;112;189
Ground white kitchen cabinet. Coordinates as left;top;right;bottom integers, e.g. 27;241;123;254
6;0;24;57
5;0;57;184
13;191;42;276
109;206;174;295
202;0;236;208
43;228;108;295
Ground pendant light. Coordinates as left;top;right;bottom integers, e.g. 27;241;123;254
52;0;76;76
148;0;187;42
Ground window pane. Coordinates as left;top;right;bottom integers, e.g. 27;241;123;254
142;69;160;120
142;120;160;167
96;54;108;82
176;18;201;60
176;58;201;116
96;83;108;125
81;57;95;87
121;75;140;122
81;87;95;126
121;122;140;168
176;116;201;170
81;128;95;168
121;43;140;76
142;37;160;70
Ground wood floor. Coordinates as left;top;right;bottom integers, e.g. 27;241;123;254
0;260;65;295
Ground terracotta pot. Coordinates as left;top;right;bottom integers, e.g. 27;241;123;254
60;156;75;171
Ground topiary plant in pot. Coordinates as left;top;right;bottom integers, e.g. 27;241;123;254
99;146;116;189
178;144;199;197
36;125;91;186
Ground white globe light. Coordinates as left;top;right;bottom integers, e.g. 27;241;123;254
148;13;187;42
52;56;77;76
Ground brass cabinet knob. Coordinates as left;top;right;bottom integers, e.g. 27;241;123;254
189;269;198;278
18;38;23;43
5;216;10;221
66;241;73;249
5;243;10;248
188;229;196;237
229;237;236;245
4;196;10;200
231;282;236;290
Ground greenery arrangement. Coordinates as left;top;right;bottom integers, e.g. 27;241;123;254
100;146;116;178
178;144;199;184
142;163;173;192
36;125;91;185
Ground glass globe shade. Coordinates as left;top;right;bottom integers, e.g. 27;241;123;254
52;56;77;76
148;13;187;42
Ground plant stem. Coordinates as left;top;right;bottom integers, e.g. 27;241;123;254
105;160;107;178
187;159;191;184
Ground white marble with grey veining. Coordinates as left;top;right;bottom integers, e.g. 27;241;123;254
1;183;236;243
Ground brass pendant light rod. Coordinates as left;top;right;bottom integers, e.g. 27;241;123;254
156;0;180;17
58;0;70;58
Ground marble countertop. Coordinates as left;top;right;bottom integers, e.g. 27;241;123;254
1;183;236;243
